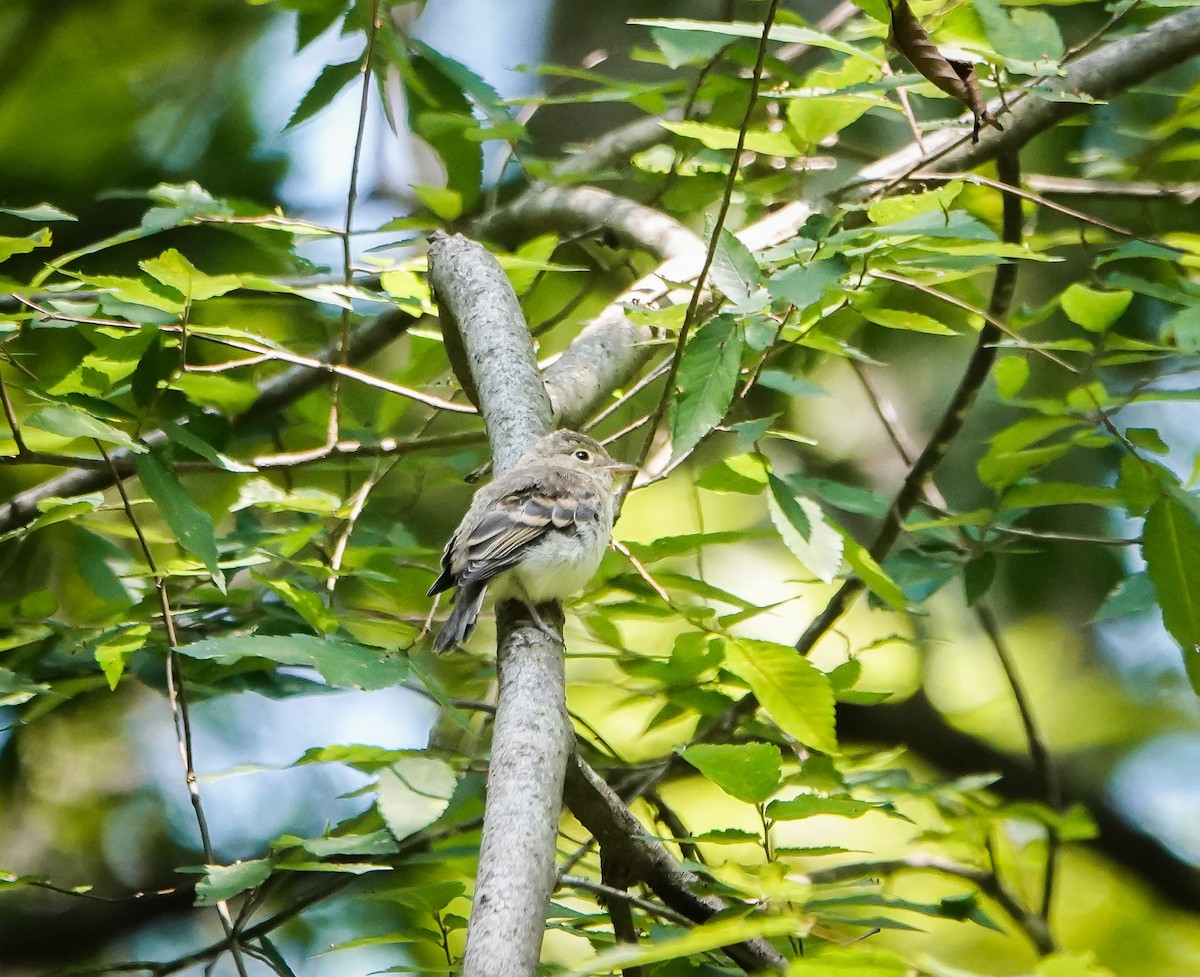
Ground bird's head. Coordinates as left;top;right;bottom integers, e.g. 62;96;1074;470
530;429;638;478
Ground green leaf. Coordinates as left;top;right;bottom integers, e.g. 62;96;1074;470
681;742;782;803
139;249;242;301
179;635;410;691
288;58;363;129
1142;496;1200;690
403;55;483;208
723;638;837;754
1059;284;1131;333
160;419;257;473
787;96;876;146
767;257;846;311
25;404;145;453
670;313;744;460
559;913;802;977
836;524;907;611
1118;455;1171;516
767;475;844;584
993;356;1030;398
649;26;729;69
766;794;896;821
867;183;963;225
788;947;911;976
662;120;801;157
1160;305;1200;353
135;451;224;587
258;575;339;634
711;228;761;305
1036;952;1119;977
376;757;458;841
0;227;51;263
862;307;957;335
0;203;76;222
1001;483;1123;508
1127;427;1169;455
630;18;881;63
94;624;151;690
195;858;272;905
697;453;769;494
1094;571;1157;623
973;0;1065;66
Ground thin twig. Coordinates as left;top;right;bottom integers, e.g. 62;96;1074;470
0;370;26;453
975;603;1061;919
632;0;784;481
332;0;383;449
95;442;249;977
794;152;1025;657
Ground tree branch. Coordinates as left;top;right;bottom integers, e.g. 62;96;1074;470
562;755;788;973
427;232;569;977
0;307;414;534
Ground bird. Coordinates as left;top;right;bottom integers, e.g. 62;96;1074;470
428;429;636;651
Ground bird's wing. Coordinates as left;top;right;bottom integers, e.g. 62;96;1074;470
455;471;603;586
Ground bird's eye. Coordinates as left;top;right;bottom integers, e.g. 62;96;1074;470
575;450;591;462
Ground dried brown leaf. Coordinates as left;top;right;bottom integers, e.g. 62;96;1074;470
887;0;1003;143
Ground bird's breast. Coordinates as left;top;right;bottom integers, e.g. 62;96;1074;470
501;521;609;604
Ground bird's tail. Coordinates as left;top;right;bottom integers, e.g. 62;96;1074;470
433;582;486;652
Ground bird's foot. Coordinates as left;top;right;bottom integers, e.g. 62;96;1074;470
525;601;563;645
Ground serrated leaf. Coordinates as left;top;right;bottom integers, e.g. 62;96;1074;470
288;58;363;129
195;858;272;905
135;451;224;587
179;635;410;691
376;757;457;841
724;638;837;754
766;257;846;310
670;313;744;460
25;404;145;453
711;228;761;304
681;742;782;803
1142;496;1200;691
767;476;843;584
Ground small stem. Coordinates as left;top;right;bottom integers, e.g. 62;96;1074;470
0;369;26;453
95;442;249;977
632;0;784;481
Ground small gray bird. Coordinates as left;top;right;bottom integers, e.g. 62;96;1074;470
428;429;636;651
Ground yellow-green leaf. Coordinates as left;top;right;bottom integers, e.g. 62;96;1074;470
724;638;837;754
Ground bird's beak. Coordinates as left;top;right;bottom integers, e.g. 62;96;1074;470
605;461;639;475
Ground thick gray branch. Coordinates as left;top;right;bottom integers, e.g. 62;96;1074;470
427;233;566;977
477;186;706;426
427;231;552;473
563;756;787;973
